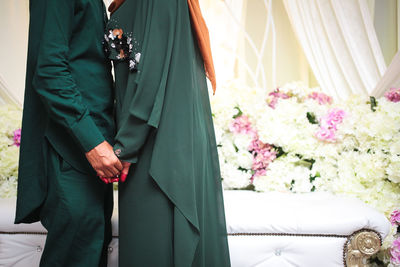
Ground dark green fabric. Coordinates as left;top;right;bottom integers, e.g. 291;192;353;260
109;0;231;266
119;130;175;265
39;141;113;267
16;0;115;223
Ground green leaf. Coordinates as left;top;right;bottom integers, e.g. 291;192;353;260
233;144;239;153
307;112;318;124
294;158;315;169
274;146;287;158
233;106;243;119
369;96;377;112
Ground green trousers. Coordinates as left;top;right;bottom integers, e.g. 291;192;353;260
39;143;113;267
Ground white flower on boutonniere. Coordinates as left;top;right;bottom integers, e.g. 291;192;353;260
108;30;116;40
135;53;141;63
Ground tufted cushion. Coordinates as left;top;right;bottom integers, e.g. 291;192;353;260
223;191;390;236
223;190;391;267
0;191;391;267
0;195;119;267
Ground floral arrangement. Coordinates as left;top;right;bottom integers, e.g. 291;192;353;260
0;105;22;198
210;81;400;266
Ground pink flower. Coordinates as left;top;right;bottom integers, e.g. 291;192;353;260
268;89;290;109
315;127;336;142
229;115;254;136
251;141;277;179
391;238;400;265
316;109;345;142
229;113;278;182
385;88;400;103
253;169;267;177
308;92;333;105
13;129;21;147
249;138;271;152
326;109;346;126
391;210;400;226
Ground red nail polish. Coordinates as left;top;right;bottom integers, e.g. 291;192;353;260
121;173;127;182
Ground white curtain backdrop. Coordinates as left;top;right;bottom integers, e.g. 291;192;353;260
1;0;399;105
200;0;249;87
201;0;309;91
372;50;400;96
0;74;19;106
0;0;29;107
283;0;387;100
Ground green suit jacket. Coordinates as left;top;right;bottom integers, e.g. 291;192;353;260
15;0;115;224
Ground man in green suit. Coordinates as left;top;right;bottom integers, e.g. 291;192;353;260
14;0;123;266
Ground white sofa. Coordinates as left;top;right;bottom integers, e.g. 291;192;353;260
0;191;390;267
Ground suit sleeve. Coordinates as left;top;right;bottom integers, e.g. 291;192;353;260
112;1;177;163
32;0;105;153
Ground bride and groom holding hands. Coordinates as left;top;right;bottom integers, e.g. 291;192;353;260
15;0;231;266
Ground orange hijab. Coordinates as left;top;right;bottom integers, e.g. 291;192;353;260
108;0;217;93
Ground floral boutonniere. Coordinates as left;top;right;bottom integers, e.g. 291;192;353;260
104;28;141;72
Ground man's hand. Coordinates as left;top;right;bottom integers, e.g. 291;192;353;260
85;141;123;178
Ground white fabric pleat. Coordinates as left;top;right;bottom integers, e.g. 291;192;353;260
0;74;20;106
372;50;400;96
283;0;387;100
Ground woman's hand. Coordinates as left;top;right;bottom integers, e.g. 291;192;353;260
120;161;132;182
98;161;131;184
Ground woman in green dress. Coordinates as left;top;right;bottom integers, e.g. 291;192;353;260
105;0;231;266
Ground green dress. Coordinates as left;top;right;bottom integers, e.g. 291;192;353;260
106;0;231;266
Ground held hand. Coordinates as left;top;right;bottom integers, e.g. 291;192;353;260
99;176;120;184
85;141;123;179
120;161;131;182
100;162;131;184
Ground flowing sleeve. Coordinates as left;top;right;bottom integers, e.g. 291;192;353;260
110;0;177;163
32;0;105;152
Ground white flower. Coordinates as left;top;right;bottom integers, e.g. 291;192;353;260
387;155;400;183
390;140;400;155
220;162;252;189
311;157;338;191
232;133;252;152
253;174;290;193
135;53;141;63
253;155;312;193
291;168;313;193
232;149;253;170
108;30;116;40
